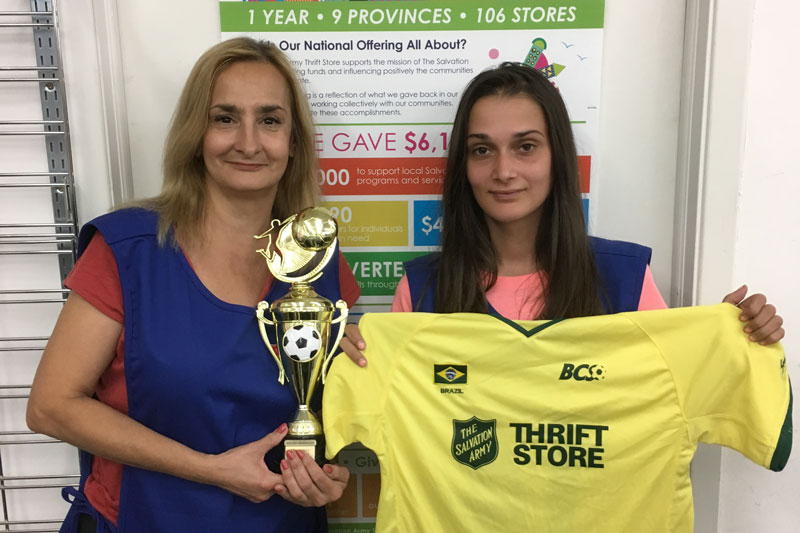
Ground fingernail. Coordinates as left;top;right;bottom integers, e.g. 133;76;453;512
278;423;288;433
759;341;766;346
740;315;748;322
281;460;288;470
749;335;756;342
358;342;366;350
744;327;752;333
286;450;295;460
296;450;305;459
359;358;367;368
325;465;334;474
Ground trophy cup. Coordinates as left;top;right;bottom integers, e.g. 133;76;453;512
254;207;348;465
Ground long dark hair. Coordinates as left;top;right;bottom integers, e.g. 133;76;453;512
434;62;604;318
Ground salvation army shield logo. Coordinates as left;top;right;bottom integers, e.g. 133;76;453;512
451;417;498;470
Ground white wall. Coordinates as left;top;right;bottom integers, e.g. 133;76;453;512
59;0;114;224
593;1;684;301
115;1;219;199
711;1;800;531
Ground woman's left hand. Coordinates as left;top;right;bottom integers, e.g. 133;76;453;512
274;450;350;507
722;285;785;345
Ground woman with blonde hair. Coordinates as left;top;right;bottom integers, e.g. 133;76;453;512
27;38;359;531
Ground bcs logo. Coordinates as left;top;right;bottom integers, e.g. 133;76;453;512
559;363;606;381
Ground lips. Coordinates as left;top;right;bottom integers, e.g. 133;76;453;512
489;189;524;201
228;161;267;171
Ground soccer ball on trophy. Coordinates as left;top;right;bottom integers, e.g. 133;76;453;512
282;324;322;361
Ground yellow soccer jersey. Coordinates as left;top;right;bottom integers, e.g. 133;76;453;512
323;304;792;533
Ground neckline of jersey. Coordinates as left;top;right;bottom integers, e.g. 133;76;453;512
489;314;563;337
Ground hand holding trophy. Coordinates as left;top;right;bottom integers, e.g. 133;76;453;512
254;207;348;466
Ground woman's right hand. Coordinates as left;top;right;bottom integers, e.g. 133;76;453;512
340;323;368;367
210;424;289;503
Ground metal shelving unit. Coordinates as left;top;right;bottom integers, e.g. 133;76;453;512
0;1;77;530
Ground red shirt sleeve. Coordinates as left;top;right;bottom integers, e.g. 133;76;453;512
64;232;124;323
64;233;128;525
338;251;361;308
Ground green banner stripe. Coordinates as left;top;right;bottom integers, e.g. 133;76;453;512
343;251;427;296
220;1;604;33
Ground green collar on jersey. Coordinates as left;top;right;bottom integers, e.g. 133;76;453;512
490;315;563;337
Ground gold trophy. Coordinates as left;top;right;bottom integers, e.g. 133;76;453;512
254;207;348;465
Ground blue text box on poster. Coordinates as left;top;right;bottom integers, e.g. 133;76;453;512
413;200;442;247
582;198;589;231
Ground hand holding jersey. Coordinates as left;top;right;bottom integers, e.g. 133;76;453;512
323;304;792;532
722;284;785;344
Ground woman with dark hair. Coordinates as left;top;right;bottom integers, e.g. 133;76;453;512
27;38;357;532
342;62;783;363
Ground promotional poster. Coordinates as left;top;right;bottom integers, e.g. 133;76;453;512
221;2;605;529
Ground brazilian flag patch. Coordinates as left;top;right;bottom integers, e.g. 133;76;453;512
434;364;467;384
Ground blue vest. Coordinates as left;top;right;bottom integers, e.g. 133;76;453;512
405;236;652;315
62;208;339;532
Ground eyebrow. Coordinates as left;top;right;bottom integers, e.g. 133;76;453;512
209;104;286;114
467;129;544;140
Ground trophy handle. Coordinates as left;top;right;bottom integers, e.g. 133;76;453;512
321;299;349;384
256;301;286;385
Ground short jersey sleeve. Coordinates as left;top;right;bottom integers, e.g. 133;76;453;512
323;313;426;459
628;304;792;471
323;314;390;459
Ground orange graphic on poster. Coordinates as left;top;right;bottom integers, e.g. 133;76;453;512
578;155;591;193
320;157;446;196
362;473;381;518
327;478;359;518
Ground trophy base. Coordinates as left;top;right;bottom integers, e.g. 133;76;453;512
264;435;327;473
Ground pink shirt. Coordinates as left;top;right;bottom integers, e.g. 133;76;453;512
391;265;667;318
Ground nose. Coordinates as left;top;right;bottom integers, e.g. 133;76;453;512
234;121;261;157
494;150;517;182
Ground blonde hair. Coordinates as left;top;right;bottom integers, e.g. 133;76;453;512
133;38;319;245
